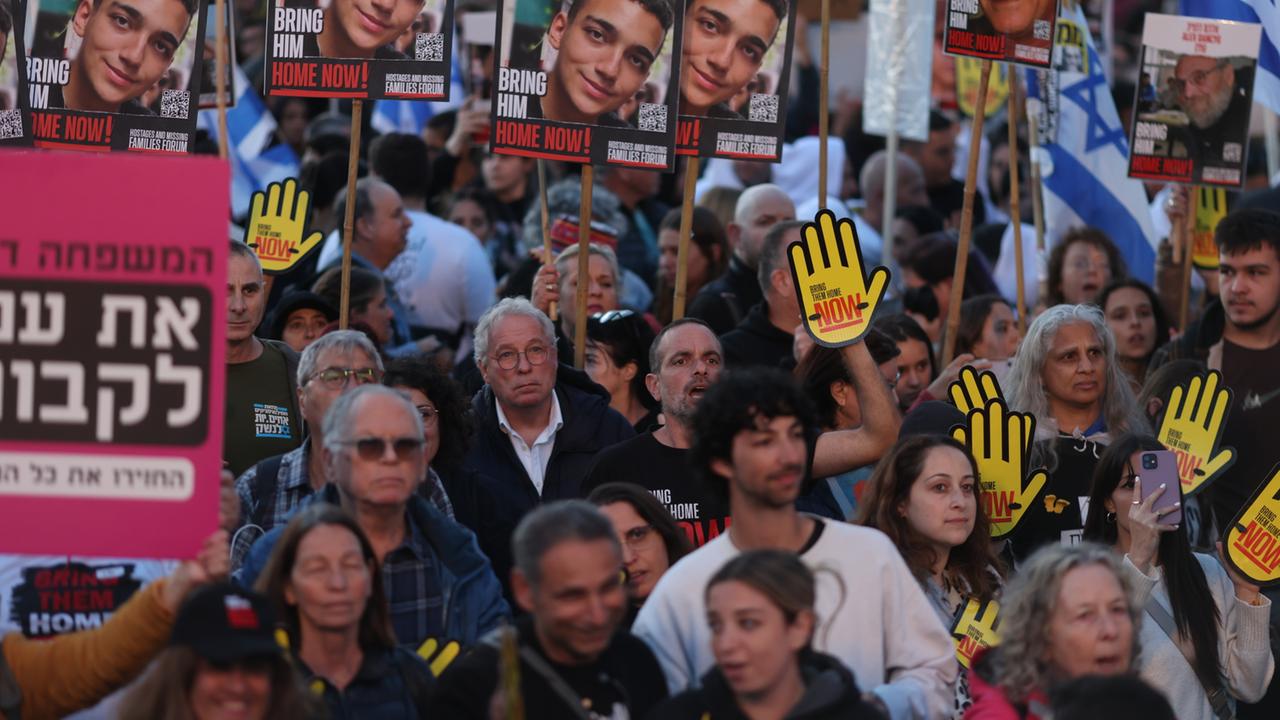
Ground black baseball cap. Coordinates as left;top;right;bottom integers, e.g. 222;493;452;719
170;584;281;664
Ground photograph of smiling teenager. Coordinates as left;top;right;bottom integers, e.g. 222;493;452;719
57;0;197;113
312;0;428;59
539;0;673;126
679;0;786;119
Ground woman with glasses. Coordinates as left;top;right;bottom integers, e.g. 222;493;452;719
1082;433;1273;720
584;310;660;431
1044;228;1128;308
256;504;437;719
588;482;691;627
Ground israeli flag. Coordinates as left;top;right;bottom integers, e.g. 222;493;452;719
1024;4;1158;283
370;58;465;134
1182;0;1280;114
198;64;300;218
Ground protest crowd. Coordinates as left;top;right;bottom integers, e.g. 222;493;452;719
8;0;1280;719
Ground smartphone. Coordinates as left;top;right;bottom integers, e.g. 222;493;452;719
1133;450;1183;526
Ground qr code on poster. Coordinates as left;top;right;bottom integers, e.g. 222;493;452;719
161;90;189;119
749;94;778;123
0;109;22;139
416;33;444;62
638;103;666;132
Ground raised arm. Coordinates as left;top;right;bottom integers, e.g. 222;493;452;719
811;340;902;478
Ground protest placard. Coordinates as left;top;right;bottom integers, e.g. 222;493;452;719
489;0;680;169
265;0;454;100
198;0;237;109
23;0;208;152
1157;370;1236;497
674;0;797;161
244;179;326;274
951;597;1000;669
0;0;29;145
1224;463;1280;587
788;210;890;348
1127;13;1262;187
943;0;1056;68
0;150;228;558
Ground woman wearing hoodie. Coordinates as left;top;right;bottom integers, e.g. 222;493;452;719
648;550;883;720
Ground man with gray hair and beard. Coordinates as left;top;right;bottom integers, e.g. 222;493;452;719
1170;54;1252;172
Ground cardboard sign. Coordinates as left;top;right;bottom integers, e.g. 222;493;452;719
951;597;1001;669
949;365;1004;414
1127;13;1262;187
787;209;890;348
952;398;1048;539
956;57;1009;118
489;0;681;169
943;0;1057;68
0;0;30;146
673;0;798;161
265;0;454;101
1223;463;1280;587
198;1;239;110
244;179;325;274
0;149;228;558
861;0;933;143
1157;370;1235;497
1192;187;1229;270
23;0;208;153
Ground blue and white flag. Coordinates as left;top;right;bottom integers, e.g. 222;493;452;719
1183;0;1280;114
370;58;465;135
198;64;300;218
1024;4;1158;283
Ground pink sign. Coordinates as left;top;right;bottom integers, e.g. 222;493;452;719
0;149;229;559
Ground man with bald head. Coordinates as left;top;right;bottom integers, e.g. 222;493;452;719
856;150;928;265
686;183;796;334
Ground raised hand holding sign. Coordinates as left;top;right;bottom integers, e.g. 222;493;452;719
244;179;325;275
1223;464;1280;588
951;597;1001;669
952;398;1048;539
1157;370;1235;497
787;210;890;348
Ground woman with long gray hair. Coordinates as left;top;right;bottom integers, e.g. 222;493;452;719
1000;304;1146;562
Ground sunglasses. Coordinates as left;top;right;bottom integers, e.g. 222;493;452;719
334;436;424;462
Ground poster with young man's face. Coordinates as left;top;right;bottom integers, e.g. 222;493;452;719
489;0;681;170
0;0;30;144
22;0;206;152
197;1;236;108
1126;13;1261;187
675;0;796;161
943;0;1057;68
264;0;453;100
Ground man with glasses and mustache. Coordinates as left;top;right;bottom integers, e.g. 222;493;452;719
463;297;634;590
51;0;196;113
1169;54;1252;173
236;385;509;650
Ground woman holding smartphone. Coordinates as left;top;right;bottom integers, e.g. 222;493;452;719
1082;433;1274;720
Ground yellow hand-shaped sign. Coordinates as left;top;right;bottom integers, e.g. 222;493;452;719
1223;463;1280;587
952;398;1048;539
1157;370;1235;497
788;209;890;348
949;365;1004;415
244;178;325;275
418;636;462;677
950;597;1001;669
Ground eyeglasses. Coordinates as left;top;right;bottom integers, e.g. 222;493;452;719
309;367;383;389
491;345;550;371
1171;61;1229;94
333;436;424;462
621;524;655;548
415;404;439;424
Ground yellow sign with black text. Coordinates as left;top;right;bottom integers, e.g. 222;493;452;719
952;397;1048;539
787;210;890;348
244;179;325;275
1157;370;1235;497
951;597;1000;669
1224;464;1280;588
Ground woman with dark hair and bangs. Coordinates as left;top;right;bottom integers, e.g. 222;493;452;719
857;435;1005;718
584;310;661;431
1082;433;1273;720
588;482;691;627
1097;279;1171;391
256;504;436;718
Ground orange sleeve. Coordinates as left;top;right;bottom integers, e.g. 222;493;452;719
2;579;175;720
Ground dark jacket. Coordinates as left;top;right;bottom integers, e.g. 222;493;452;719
720;301;795;369
462;373;634;591
235;484;509;648
301;645;434;720
1148;298;1224;373
649;651;882;720
687;256;763;335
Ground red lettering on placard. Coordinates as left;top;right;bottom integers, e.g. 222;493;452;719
272;61;319;88
976;34;1005;53
1173;447;1201;490
1233;521;1280;573
321;64;363;89
956;634;979;665
494;120;541;147
64;115;108;143
32;112;62;138
814;293;865;332
677;118;701;146
949;29;975;49
255;236;296;263
1162;158;1194;178
984;490;1015;523
545;125;587;154
1132;156;1163;173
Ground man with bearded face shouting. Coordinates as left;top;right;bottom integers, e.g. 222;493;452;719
1170;54;1252;173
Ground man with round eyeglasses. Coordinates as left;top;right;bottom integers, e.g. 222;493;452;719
235;385;510;652
463;297;634;594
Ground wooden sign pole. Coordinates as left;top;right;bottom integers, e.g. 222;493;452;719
672;157;700;320
338;101;364;329
1027;104;1046;252
1007;72;1027;335
1179;193;1196;332
213;0;229;160
940;60;992;367
574;167;594;369
538;160;556;321
818;0;830;208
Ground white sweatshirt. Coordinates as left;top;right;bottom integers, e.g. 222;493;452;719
632;519;959;720
1124;552;1274;720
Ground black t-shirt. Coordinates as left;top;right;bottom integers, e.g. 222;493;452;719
1007;435;1102;565
427;617;667;720
1209;340;1280;531
583;432;731;548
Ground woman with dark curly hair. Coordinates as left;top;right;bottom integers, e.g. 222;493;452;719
1045;228;1128;307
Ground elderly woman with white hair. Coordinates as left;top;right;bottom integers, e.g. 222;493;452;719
999;304;1147;563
